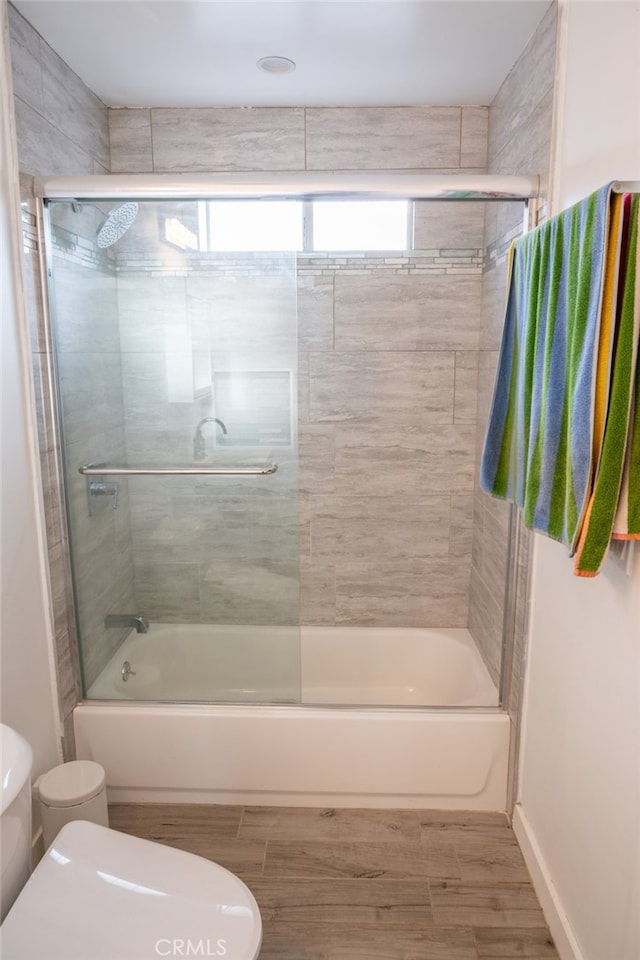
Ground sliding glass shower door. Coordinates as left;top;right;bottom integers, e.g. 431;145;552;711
46;198;300;702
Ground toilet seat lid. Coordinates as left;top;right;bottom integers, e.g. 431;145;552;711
1;820;262;960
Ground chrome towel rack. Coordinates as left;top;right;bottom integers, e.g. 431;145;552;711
79;463;278;477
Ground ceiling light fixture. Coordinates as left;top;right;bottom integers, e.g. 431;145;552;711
257;56;296;75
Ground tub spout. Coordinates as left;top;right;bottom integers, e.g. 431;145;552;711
105;613;150;633
193;417;227;460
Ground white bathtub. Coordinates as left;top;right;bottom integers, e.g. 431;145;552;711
87;624;499;707
76;625;509;810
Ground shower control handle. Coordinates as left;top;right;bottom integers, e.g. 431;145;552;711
89;480;120;508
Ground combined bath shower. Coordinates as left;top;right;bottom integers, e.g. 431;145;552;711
71;200;138;247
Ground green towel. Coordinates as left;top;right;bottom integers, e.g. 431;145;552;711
575;194;640;575
480;185;616;552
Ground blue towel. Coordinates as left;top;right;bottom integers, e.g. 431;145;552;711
480;184;616;553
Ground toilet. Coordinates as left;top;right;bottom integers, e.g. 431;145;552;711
0;724;262;960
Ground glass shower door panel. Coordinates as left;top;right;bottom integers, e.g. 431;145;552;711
47;199;301;703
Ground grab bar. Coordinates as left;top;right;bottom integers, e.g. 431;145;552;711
79;463;278;477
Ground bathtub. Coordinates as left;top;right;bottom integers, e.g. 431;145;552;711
87;624;498;707
75;625;510;810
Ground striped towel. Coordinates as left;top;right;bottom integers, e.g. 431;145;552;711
480;184;617;554
575;193;640;575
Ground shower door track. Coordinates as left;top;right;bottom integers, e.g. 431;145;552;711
35;172;542;202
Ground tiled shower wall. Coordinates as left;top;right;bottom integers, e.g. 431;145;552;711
8;4;109;176
109;106;489;627
297;234;483;626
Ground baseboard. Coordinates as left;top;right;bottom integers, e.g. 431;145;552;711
512;804;586;960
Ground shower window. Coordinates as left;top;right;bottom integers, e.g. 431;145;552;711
198;200;304;252
197;199;412;252
311;200;411;250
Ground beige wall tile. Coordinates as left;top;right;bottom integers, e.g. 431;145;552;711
489;3;557;166
40;39;110;169
309;351;455;426
151;107;305;171
476;350;501;448
81;567;137;689
57;351;125;439
185;272;297;360
335;273;481;352
15;99;96;175
10;6;109;175
109;108;153;173
53;264;121;354
299;424;335;495
297;275;334;351
454;352;479;423
461;106;489;167
414;200;486;250
135;561;202;622
335;423;476;497
305;107;461;170
199;558;299;625
309;494;451;564
118;275;187;353
300;556;335;626
449;494;475;561
468;573;503;687
335;559;470;628
8;3;44;112
297;351;310;423
491;89;555;178
480;260;509;354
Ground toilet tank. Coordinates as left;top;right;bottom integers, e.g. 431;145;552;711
0;724;33;923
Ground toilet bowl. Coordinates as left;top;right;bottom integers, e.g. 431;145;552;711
0;725;262;960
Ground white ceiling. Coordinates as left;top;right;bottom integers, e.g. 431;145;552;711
14;0;552;108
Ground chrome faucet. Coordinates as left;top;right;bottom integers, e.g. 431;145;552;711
104;613;150;634
193;417;227;460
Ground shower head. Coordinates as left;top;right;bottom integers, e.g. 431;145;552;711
71;200;139;248
95;202;139;248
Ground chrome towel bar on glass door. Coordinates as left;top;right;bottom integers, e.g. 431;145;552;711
78;463;278;476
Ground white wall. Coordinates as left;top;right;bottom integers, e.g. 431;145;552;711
0;1;61;779
517;4;640;960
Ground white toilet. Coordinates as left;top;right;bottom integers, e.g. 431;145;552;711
0;724;262;960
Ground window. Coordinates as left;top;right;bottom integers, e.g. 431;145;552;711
199;200;303;252
312;200;409;251
197;199;412;252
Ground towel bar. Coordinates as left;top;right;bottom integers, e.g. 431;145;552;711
79;463;278;476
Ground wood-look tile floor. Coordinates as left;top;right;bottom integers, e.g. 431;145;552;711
109;803;559;960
